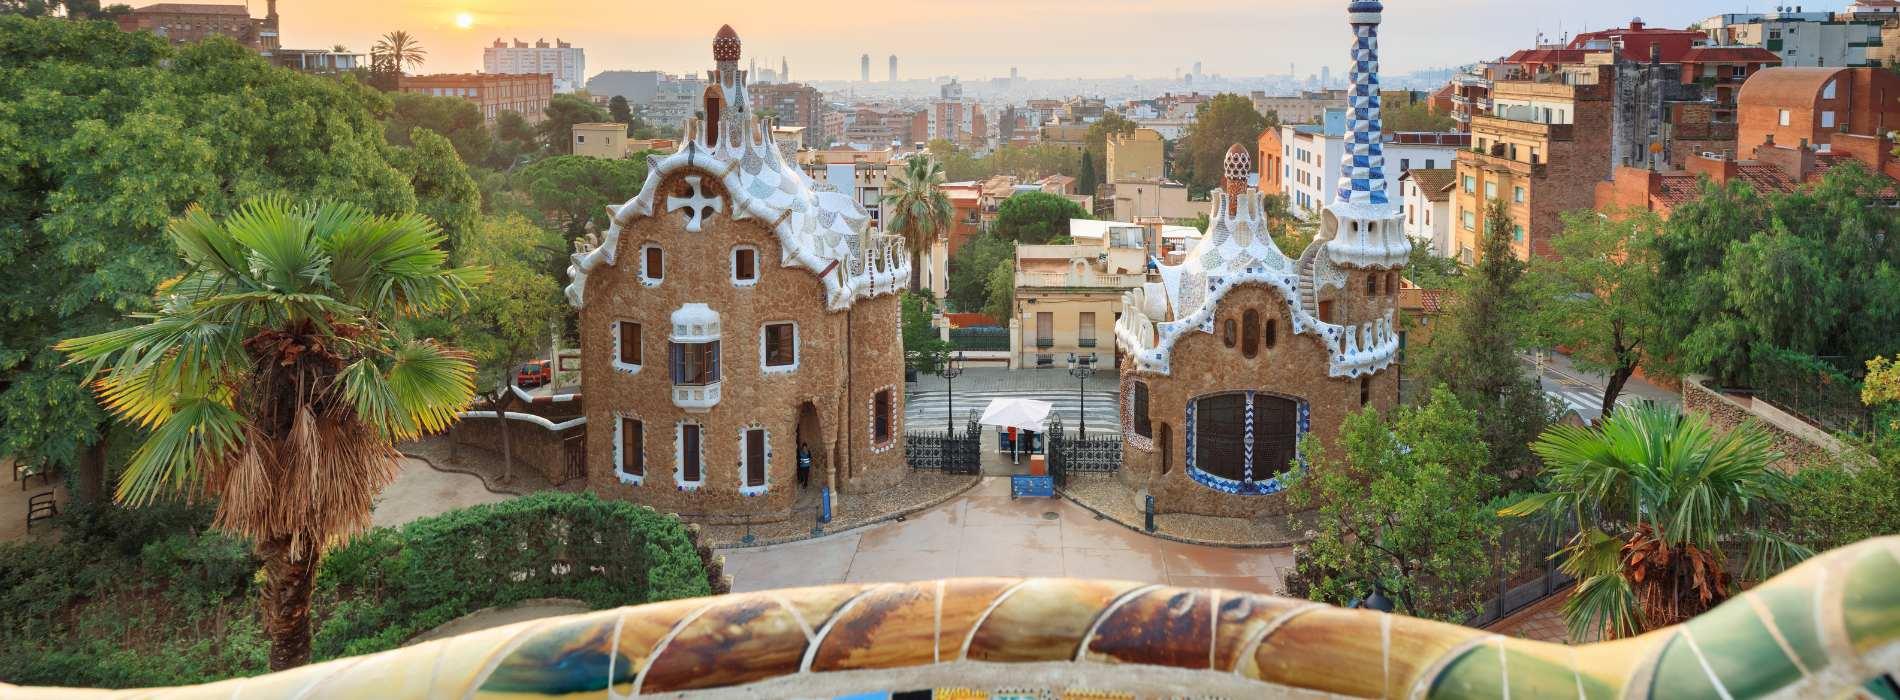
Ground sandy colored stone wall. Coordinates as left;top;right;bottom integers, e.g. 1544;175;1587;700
1120;284;1398;518
577;167;906;524
448;418;574;485
1681;376;1847;473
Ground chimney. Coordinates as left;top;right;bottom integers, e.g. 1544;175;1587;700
1650;43;1661;65
266;0;277;19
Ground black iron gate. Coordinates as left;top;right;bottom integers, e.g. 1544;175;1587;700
561;431;587;485
1047;414;1121;490
906;410;981;475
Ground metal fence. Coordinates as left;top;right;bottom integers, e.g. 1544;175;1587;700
1463;523;1576;629
949;326;1010;351
1046;414;1122;489
905;411;982;475
1740;351;1881;440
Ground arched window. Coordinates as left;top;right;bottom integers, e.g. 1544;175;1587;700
1222;318;1237;348
1387;272;1399;298
702;85;723;146
1367;273;1378;296
1159;423;1172;475
1191;392;1300;488
1132;381;1152;438
1241;309;1261;358
1264;318;1277;349
1360;376;1372;407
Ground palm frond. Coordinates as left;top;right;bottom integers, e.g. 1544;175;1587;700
223;196;327;296
322;211;486;318
1741;530;1814;583
115;395;244;507
1562;573;1645;642
341;338;476;441
165;204;247;280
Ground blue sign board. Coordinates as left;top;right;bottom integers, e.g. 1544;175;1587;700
1011;474;1055;499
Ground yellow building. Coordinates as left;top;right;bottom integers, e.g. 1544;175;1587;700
1107;180;1198;223
1106;128;1166;181
1008;220;1199;368
572;122;630;159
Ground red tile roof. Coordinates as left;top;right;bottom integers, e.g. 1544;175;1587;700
1503;49;1595;65
1808;154;1899;197
1654;174;1704;207
1417;290;1449;315
1734;163;1800;194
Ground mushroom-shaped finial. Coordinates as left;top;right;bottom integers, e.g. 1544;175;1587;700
713;25;741;63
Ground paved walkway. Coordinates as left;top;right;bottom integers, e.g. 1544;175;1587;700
721;477;1294;596
371;457;512;529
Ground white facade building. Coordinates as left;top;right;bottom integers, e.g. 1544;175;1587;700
1398;170;1455;258
1278;108;1465;220
1703;12;1884;68
485;38;587;93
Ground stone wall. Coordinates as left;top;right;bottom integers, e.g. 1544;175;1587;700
1681;376;1848;472
578;167;906;524
1120;284;1399;518
448;416;577;485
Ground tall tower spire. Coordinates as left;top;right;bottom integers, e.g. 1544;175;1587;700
1336;0;1388;208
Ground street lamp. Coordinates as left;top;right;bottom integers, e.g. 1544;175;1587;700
1068;352;1096;438
938;351;965;434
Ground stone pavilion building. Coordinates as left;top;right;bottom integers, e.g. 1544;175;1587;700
1113;0;1408;518
565;26;911;523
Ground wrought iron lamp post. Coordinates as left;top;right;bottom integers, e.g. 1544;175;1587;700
1068;352;1096;438
938;352;965;434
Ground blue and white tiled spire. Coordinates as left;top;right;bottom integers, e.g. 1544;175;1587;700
1336;0;1388;207
1323;0;1410;269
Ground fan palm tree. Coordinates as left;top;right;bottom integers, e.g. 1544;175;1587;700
371;30;427;75
881;154;953;291
1501;403;1812;641
58;198;486;671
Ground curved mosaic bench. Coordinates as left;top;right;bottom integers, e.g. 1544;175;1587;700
9;536;1896;698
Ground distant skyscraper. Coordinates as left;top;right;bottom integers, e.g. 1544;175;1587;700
1193;61;1202;77
483;37;585;93
861;53;870;82
1010;66;1018;81
1320;65;1331;88
781;56;788;83
889;54;898;82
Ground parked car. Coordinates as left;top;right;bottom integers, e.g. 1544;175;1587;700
516;359;552;388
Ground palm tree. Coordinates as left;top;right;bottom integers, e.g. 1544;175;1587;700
58;198;486;670
881;154;953;291
371;30;427;75
1502;403;1812;641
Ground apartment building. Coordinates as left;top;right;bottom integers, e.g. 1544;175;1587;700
484;38;586;93
1010;221;1170;368
1704;10;1884;68
1737;66;1900;155
398;73;553;127
1106;128;1166;181
1399;169;1456;258
116;1;279;51
1278;109;1466;219
749;82;827;134
1249;89;1348;125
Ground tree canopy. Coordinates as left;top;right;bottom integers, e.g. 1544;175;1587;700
947;232;1015;314
539;94;610;155
1173;94;1273;194
385;92;493;166
0;20;428;477
1381;101;1456;133
991;191;1090;244
1525;210;1665;416
510;155;649;244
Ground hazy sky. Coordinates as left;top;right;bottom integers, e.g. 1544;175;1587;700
276;0;1759;80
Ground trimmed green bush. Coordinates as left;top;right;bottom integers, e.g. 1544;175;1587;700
0;492;710;688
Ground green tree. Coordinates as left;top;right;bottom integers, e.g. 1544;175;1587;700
489;109;540;168
1381;101;1456;132
991;191;1090;244
511;155;648;245
1412;199;1554;481
926;139;990;181
1174;94;1273;193
1084;111;1137;175
947;232;1015;314
1287;386;1501;621
393;128;481;255
982;261;1014;323
1648;166;1900;385
900;291;953;373
385;92;493;165
539;94;610;155
882;154;954;290
0;22;425;500
1526;211;1664;417
1075;151;1097;196
58;198;486;670
607;94;632;125
1404;242;1462;289
1503;404;1810;640
369;29;426;75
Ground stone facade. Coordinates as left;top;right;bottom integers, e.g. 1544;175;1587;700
567;26;909;524
1120;285;1399;517
1682;377;1849;473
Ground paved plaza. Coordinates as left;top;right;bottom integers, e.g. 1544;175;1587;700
720;477;1295;595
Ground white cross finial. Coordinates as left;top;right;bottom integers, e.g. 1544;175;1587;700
666;175;723;233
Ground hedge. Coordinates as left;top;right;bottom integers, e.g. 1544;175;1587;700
0;492;712;688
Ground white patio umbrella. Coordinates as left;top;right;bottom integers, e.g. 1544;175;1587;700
977;398;1054;433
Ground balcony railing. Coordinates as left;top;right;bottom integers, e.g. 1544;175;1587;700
1016;271;1149;289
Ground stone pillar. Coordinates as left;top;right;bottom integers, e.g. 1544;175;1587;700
1008;317;1022;369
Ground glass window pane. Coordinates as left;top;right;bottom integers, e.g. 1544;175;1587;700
1194;393;1247;481
1251;394;1299;479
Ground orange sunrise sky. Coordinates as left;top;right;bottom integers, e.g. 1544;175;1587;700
270;0;1754;80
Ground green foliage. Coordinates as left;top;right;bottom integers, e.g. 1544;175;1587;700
0;19;428;475
423;213;566;392
1412;200;1555;481
607;94;632;125
983;261;1015;323
1648;165;1900;385
1381;101;1456;132
393;127;482;253
540;93;610;155
948;232;1015;314
1076;151;1098;196
312;492;710;659
1507;403;1810;638
0;493;711;688
1783;446;1900;553
883;154;954;290
385;92;494;166
1084;111;1137;176
901;291;952;373
511;154;649;242
489;110;540;168
991;191;1090;244
1286;387;1501;621
1525;211;1665;416
1173;94;1272;194
1405;242;1462;289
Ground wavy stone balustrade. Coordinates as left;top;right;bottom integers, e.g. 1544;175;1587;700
10;537;1897;698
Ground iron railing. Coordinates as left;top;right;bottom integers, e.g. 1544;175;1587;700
905;411;982;475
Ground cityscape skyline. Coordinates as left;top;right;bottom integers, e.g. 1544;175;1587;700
274;0;1755;81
